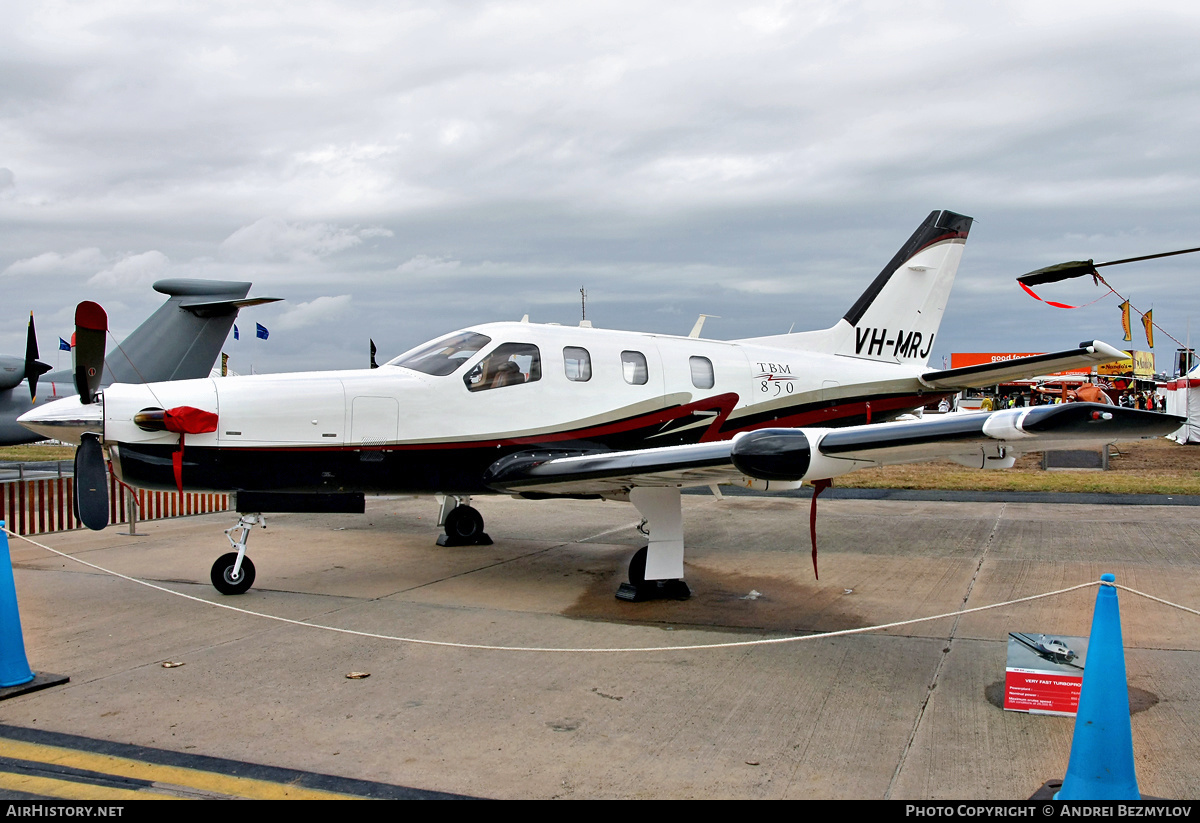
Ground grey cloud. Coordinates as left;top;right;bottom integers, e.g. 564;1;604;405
2;3;1200;374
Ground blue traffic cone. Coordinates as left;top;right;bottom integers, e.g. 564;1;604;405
1055;573;1139;800
0;522;34;688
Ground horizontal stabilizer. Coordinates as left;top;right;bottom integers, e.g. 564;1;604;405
920;341;1128;390
179;296;283;317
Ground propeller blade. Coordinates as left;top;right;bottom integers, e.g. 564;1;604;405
23;312;51;403
1018;246;1200;287
74;433;109;531
73;301;107;404
1017;260;1097;287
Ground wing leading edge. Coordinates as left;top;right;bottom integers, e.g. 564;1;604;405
484;404;1182;495
920;340;1127;390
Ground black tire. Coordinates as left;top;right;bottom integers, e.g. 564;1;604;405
444;505;484;540
628;546;648;586
211;552;256;595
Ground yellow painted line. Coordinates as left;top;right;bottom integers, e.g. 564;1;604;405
0;738;361;800
0;770;178;800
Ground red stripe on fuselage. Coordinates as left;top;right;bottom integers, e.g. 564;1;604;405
201;391;945;454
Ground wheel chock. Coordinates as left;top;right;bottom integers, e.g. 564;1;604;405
436;531;493;547
616;579;691;602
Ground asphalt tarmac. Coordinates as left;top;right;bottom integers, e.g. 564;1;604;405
1;492;1198;800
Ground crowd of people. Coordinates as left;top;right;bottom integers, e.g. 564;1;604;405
1117;389;1165;411
949;382;1166;412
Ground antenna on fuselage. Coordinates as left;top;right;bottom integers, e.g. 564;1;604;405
579;287;592;328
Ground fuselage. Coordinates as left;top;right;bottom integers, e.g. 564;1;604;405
79;321;947;495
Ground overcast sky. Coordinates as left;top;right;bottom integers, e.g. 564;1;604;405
3;1;1199;376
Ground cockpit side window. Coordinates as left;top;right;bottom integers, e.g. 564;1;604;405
388;332;492;376
464;343;542;392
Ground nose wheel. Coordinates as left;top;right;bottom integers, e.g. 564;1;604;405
211;513;264;595
211;552;256;595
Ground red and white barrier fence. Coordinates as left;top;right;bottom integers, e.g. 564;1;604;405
1;474;229;536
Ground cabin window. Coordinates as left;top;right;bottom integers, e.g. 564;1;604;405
388;332;491;376
464;343;542;392
563;347;592;382
690;356;714;389
621;351;648;385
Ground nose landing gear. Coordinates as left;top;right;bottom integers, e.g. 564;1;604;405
210;513;264;594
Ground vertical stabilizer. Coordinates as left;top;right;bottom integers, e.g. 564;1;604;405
833;209;972;365
740;210;972;367
104;279;254;383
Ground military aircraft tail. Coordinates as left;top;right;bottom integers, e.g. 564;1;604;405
104;279;276;383
742;209;972;367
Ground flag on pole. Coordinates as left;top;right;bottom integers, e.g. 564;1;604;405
1142;309;1154;348
370;339;378;369
233;324;239;341
256;323;268;340
1119;300;1131;342
58;338;71;351
221;353;228;377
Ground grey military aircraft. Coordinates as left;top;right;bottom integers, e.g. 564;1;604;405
0;279;279;445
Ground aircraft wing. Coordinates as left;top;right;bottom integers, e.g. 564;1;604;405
809;404;1180;467
484;404;1182;494
920;340;1127;390
484;441;741;495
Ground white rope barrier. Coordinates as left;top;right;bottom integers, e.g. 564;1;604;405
6;527;1196;654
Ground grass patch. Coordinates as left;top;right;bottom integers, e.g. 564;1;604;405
0;444;77;463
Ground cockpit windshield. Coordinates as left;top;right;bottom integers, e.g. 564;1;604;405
386;332;492;376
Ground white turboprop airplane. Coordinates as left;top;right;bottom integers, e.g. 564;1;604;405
19;210;1182;600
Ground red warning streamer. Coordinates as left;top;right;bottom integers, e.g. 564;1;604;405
1018;281;1114;309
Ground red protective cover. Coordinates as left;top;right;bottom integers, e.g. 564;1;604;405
75;301;108;331
163;406;218;495
163;406;218;434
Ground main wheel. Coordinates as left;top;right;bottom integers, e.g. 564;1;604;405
211;552;256;595
628;546;648;586
444;505;485;541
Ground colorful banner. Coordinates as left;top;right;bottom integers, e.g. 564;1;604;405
949;352;1091;377
1097;350;1155;378
1142;308;1154;348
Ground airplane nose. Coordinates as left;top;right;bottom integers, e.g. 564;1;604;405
17;396;103;445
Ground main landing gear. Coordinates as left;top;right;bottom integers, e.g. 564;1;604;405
211;513;264;595
615;488;691;602
435;495;493;547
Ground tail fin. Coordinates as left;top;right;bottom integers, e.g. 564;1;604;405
834;209;971;365
742;210;972;363
104;279;276;383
